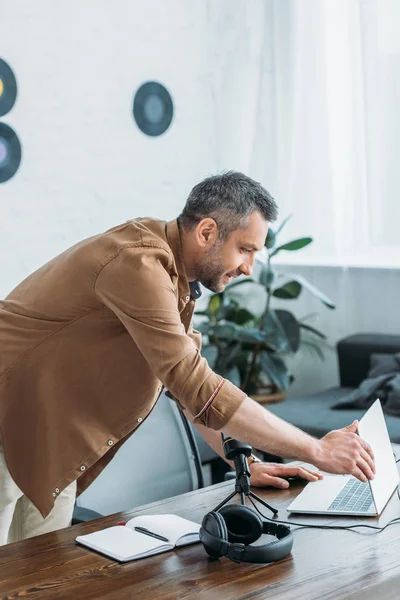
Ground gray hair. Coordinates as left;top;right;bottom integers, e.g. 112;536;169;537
178;171;278;240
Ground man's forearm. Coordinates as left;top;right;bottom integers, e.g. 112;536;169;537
183;409;235;468
186;394;375;482
220;396;319;463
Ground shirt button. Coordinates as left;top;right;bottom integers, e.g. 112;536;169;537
137;417;143;423
55;488;60;493
52;492;56;497
185;295;190;302
108;440;114;446
80;465;86;471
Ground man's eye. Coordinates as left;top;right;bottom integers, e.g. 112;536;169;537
241;248;251;253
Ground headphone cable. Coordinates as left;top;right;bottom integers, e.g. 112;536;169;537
247;487;400;534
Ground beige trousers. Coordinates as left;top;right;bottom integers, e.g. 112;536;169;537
0;444;77;546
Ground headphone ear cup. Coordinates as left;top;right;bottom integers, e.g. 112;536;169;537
219;504;263;546
199;511;228;559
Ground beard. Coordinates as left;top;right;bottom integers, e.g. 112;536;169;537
193;241;227;293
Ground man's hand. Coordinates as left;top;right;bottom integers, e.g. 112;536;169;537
313;421;375;482
249;461;324;489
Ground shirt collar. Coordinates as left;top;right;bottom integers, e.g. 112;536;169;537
166;219;190;301
166;219;202;301
189;280;202;299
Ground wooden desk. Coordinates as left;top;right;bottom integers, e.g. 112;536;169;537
1;463;400;600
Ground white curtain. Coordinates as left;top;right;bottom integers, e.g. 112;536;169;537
265;0;400;267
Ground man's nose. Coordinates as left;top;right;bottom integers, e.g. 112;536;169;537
240;254;255;277
240;262;253;277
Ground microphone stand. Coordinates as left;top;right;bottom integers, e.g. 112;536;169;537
211;434;278;516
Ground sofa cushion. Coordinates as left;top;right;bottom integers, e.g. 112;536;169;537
267;387;400;443
338;334;400;387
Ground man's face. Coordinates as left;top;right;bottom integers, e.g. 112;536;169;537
193;212;269;293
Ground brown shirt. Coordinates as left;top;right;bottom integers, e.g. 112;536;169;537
0;218;245;517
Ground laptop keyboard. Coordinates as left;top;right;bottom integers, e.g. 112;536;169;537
328;478;374;512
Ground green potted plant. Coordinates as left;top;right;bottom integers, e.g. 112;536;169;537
195;217;335;400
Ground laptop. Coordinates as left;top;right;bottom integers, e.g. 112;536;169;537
287;399;399;516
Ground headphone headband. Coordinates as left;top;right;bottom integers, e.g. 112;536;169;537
200;505;293;564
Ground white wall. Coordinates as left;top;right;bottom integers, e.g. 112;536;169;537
0;0;271;297
1;1;398;399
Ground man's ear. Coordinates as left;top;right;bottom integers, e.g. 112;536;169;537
195;218;219;248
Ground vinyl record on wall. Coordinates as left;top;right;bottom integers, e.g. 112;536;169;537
133;81;173;137
0;59;17;117
0;123;22;183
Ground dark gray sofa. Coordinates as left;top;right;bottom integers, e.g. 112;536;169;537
192;333;400;481
268;333;400;443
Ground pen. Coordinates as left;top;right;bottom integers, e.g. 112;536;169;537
134;526;169;542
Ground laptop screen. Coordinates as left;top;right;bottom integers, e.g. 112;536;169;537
357;399;399;514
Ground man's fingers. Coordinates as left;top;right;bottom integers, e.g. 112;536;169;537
343;420;358;433
298;467;323;481
351;466;368;483
359;448;375;477
345;432;375;475
318;429;376;478
359;438;375;463
355;438;375;473
260;474;289;489
282;467;322;481
266;464;323;479
354;454;375;481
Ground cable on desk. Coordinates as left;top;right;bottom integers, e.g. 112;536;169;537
248;488;400;535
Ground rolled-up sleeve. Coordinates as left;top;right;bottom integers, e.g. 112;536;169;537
187;324;202;352
94;245;246;429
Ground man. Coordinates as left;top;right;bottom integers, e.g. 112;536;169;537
0;171;374;545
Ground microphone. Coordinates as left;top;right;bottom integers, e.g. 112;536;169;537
221;433;278;515
221;433;253;494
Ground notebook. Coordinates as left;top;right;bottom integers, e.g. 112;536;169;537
75;513;200;562
287;399;399;516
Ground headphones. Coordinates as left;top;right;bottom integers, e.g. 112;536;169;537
199;504;293;564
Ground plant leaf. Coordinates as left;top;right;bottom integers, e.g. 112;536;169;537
237;328;266;344
264;229;276;249
201;344;218;367
287;274;336;309
235;350;251;383
270;237;313;258
299;323;326;339
259;266;275;287
213;322;239;341
208;294;223;321
218;299;255;325
300;339;325;361
259;351;291;391
261;309;300;352
274;309;301;352
272;280;302;300
233;308;255;326
216;342;241;373
261;311;291;352
196;321;212;335
216;300;238;322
